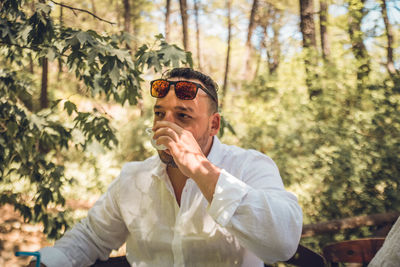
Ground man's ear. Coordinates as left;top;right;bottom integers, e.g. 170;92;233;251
210;113;221;136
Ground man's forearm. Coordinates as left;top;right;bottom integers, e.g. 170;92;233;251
191;159;221;203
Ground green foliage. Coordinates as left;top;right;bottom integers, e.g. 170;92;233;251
0;69;71;238
0;0;192;238
238;57;400;250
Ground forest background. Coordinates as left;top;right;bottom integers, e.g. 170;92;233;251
1;0;400;265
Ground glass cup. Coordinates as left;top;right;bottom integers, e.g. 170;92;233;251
145;128;167;150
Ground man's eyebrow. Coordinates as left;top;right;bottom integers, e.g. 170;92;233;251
175;106;194;113
153;105;194;113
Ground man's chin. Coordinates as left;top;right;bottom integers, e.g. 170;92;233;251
158;150;178;168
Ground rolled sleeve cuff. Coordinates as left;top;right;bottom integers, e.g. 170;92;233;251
207;169;251;226
37;247;72;267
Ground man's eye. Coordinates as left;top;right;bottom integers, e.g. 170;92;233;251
154;111;164;118
178;113;191;120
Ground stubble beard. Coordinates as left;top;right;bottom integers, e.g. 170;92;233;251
157;129;211;169
158;150;178;168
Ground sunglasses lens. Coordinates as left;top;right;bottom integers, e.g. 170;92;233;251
151;80;169;98
175;81;198;100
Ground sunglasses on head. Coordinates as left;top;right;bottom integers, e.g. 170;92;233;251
150;79;217;103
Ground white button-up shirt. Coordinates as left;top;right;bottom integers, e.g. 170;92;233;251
39;137;302;267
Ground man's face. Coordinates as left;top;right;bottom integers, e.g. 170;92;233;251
153;77;219;167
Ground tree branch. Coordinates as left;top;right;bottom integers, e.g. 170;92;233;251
0;41;68;58
302;211;400;238
49;0;116;25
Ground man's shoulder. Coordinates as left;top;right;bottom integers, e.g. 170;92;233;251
219;142;271;161
217;141;278;171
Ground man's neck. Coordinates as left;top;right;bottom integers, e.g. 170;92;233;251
167;166;188;206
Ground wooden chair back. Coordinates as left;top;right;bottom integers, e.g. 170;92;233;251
264;244;326;267
322;238;385;267
286;244;326;267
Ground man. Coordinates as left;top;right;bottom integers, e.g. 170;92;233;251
29;68;302;267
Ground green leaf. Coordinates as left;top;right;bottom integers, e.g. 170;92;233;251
158;43;187;68
155;33;164;40
185;51;193;68
46;48;56;61
101;58;115;76
76;31;90;46
35;3;51;15
109;63;120;86
111;49;130;62
64;100;77;116
19;25;32;42
7;121;18;136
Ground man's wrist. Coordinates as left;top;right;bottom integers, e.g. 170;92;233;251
192;159;221;202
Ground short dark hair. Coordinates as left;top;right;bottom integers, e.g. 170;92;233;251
165;68;219;113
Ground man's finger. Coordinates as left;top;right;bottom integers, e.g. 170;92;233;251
153;126;179;141
153;121;183;133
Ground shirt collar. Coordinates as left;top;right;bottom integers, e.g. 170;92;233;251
207;136;222;166
151;155;167;179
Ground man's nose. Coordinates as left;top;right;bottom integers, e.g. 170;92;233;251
162;111;175;123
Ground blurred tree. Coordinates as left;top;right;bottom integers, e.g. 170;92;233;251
299;0;321;98
193;0;203;71
165;0;171;42
40;57;49;109
347;0;370;93
57;2;63;80
243;0;259;80
319;0;330;62
380;0;399;88
221;0;232;108
179;0;190;51
262;3;282;76
123;0;132;48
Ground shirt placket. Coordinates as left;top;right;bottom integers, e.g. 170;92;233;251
171;180;192;267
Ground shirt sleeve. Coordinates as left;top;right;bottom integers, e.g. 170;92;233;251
207;151;303;264
368;216;400;267
39;175;129;267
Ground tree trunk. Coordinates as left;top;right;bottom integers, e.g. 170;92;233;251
57;2;63;81
179;0;190;51
243;0;259;80
40;57;49;109
268;22;281;75
124;0;135;51
194;0;202;71
348;0;370;90
319;0;330;61
123;0;131;34
380;0;398;79
222;0;232;108
300;0;317;48
299;0;320;98
257;3;280;76
116;0;121;28
165;0;171;42
29;0;35;74
90;0;96;16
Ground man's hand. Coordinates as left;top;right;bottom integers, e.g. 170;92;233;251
153;121;221;202
27;261;46;267
153;121;207;178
